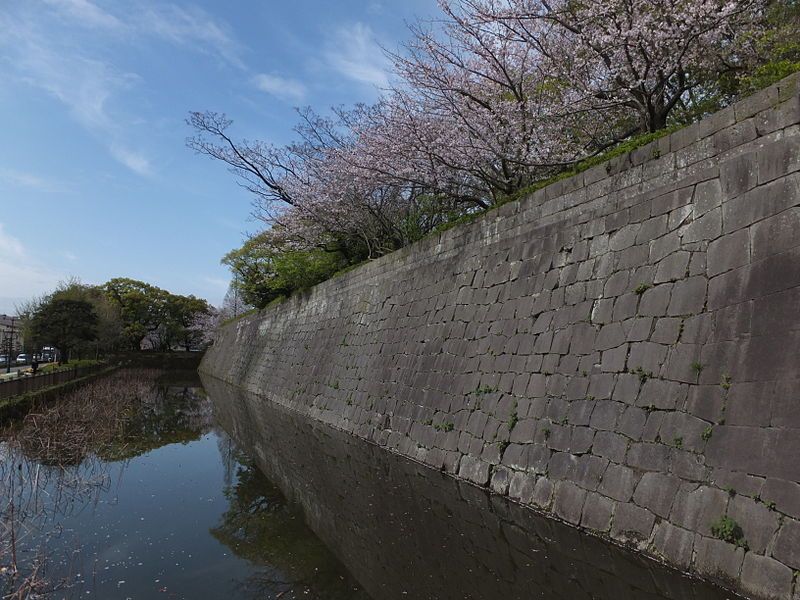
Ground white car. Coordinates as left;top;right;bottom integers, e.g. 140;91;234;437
16;354;28;364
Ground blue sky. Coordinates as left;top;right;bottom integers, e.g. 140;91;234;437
0;0;437;314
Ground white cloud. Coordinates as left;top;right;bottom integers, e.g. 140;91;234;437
326;23;390;89
0;1;246;177
252;73;307;103
110;144;152;176
0;223;64;314
0;13;150;176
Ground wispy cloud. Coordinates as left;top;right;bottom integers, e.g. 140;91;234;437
326;23;390;89
252;73;307;103
15;40;136;133
137;4;244;69
41;0;242;68
0;1;246;177
0;11;151;176
110;144;152;176
42;0;123;29
0;168;59;192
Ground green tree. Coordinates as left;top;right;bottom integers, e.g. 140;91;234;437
102;278;170;350
30;298;98;363
49;279;123;356
161;294;211;351
222;232;348;309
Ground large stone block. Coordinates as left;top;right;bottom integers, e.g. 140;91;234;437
694;536;745;582
667;276;707;316
761;478;800;520
720;152;759;200
458;455;491;486
757;134;800;184
707;229;750;277
751;207;800;262
773;518;800;570
580;492;615;532
740;553;793;600
599;463;638;502
633;472;681;518
553;481;587;525
652;522;694;568
727;495;780;554
610;503;655;545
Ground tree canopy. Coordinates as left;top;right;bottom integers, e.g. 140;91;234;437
30;298;98;362
20;278;212;358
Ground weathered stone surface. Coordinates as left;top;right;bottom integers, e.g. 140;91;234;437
707;229;750;277
772;518;800;570
693;178;723;217
592;431;627;462
751;207;800;262
694;536;744;583
740;554;793;600
727;495;779;554
611;503;655;544
655;252;690;283
633;473;680;518
508;471;537;503
553;481;587;525
670;484;728;533
459;456;491;486
580;492;615;532
652;522;694;568
667;276;707;315
599;463;638;502
761;478;800;520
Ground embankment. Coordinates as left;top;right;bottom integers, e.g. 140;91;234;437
202;73;800;599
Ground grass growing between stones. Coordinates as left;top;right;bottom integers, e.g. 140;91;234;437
710;516;749;550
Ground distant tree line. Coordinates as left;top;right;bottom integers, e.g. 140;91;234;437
189;0;800;311
17;278;212;363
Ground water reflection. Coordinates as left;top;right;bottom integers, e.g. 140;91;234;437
1;369;367;599
203;374;738;600
213;444;370;599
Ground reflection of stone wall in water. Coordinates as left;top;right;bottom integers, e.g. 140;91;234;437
201;73;800;600
205;376;733;600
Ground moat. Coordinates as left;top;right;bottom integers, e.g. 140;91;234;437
1;369;738;599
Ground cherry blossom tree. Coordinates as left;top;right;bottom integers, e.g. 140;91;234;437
465;0;768;132
189;0;774;298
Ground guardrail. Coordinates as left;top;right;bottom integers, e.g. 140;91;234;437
0;363;108;401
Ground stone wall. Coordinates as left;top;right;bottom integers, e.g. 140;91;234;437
205;374;734;600
202;73;800;599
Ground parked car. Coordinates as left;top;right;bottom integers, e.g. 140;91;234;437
16;354;29;364
0;355;6;365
